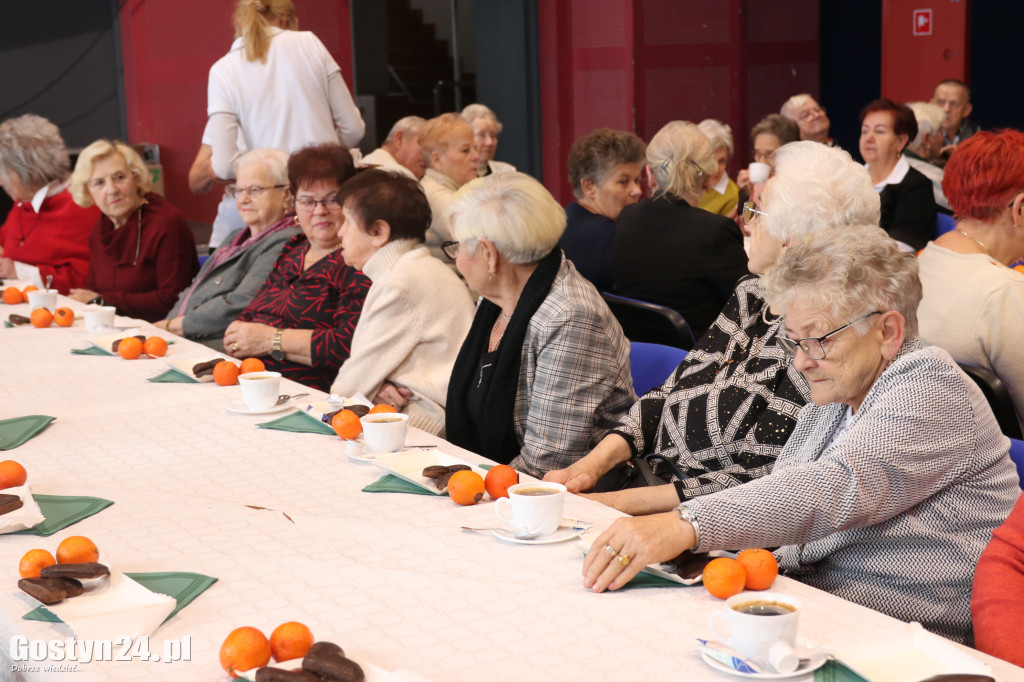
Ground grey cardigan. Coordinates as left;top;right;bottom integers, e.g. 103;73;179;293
168;220;300;351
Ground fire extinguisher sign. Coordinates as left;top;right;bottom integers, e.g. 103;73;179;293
913;9;933;36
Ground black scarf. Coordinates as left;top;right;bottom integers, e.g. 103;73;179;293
445;249;563;464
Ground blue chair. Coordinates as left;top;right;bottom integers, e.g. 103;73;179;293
602;292;696;350
629;342;689;396
936;212;956;236
1009;439;1024;489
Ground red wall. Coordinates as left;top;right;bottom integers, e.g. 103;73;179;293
881;0;969;103
118;0;353;225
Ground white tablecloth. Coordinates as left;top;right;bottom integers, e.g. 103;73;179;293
0;295;1020;681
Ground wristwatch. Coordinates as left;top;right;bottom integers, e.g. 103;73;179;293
677;504;702;548
270;328;285;361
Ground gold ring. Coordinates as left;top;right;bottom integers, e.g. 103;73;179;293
604;544;617;557
231;343;238;352
617;554;631;568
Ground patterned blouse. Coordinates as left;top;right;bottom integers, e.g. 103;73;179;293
236;233;370;391
612;275;810;500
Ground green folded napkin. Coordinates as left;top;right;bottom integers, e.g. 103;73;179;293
257;410;335;436
622;569;699;590
148;368;198;384
362;474;437;495
71;346;112;356
13;494;114;536
0;415;55;450
24;571;218;624
815;660;869;682
4;321;12;328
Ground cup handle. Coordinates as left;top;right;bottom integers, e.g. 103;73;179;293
708;609;732;646
494;498;514;525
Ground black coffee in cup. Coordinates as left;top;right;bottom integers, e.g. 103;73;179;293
732;600;797;616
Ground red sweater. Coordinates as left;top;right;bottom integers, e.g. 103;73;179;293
0;188;99;293
84;193;199;322
972;493;1024;665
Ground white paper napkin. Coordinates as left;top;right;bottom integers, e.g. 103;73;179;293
0;483;45;534
43;570;176;641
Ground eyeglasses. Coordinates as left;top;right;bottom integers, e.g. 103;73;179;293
441;241;459;260
741;201;769;225
226;184;286;198
777;311;883;360
295;194;342;211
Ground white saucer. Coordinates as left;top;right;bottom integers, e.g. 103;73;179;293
226;400;294;416
491;526;585;545
700;640;828;679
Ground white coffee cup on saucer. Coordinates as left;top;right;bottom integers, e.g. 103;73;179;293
748;161;771;184
494;482;566;537
83;305;117;332
238;371;282;411
26;289;57;312
708;591;801;673
360;412;409;453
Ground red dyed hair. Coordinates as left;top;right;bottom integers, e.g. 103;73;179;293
943;130;1024;222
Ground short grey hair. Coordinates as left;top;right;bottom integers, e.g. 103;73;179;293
697;119;734;157
446;172;565;265
763;224;920;340
0;114;70;191
761;141;880;245
383;116;426;145
780;93;816;121
646;121;715;200
461;103;503;134
234;147;290;185
906;102;944;147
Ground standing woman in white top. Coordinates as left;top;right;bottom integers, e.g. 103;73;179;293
207;0;365;181
461;103;516;177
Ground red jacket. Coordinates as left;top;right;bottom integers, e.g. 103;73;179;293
972;493;1024;665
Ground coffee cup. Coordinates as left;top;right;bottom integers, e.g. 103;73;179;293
26;289;57;312
708;592;801;673
494;482;566;537
360;412;409;453
237;371;282;411
83;305;116;332
748;161;771;184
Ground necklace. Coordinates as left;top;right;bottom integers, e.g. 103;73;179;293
957;228;991;256
131;204;144;266
489;315;507;352
499;310;512;321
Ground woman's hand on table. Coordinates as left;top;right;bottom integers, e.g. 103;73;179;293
544;462;600;493
580;484;682;516
583;512;695;593
0;257;16;278
374;381;413;409
223;320;274;358
68;288;100;303
153;316;184;335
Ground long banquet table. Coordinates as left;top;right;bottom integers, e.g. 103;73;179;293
0;293;1020;682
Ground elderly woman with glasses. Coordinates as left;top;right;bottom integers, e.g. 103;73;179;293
155;148;298;350
444;172;635;477
583;225;1019;645
547;142;879;514
222;143;369;391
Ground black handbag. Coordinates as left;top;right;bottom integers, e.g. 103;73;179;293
589;453;689;492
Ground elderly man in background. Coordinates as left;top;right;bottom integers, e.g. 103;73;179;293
931;79;978;156
360;116;426;180
904;102;950;212
780;93;834;146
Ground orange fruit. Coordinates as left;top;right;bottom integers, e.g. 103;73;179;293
213;360;240;386
484;464;519;500
143;336;168;357
56;536;99;564
53;307;75;327
117;336;144;359
368;404;398;414
219;626;272;676
269;621;314;663
239;357;266;375
22;285;38;296
447;470;485;506
702;557;747;600
0;460;28;489
19;549;56;579
737;548;778;590
331;409;362;439
30;308;52;328
2;287;24;304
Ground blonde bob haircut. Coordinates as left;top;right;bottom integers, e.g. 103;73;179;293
233;0;298;63
70;140;152;208
646;121;716;201
760;141;879;245
697;118;734;157
446;172;565;265
0;114;70;191
763;224;920;340
418;113;474;160
906;101;944;147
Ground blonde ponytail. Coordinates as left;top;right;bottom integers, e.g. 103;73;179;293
646;121;716;202
233;0;297;63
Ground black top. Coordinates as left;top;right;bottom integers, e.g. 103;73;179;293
559;202;616;292
611;194;750;338
878;165;937;251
